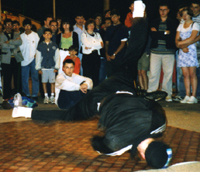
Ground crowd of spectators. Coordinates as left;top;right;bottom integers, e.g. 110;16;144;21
0;0;200;109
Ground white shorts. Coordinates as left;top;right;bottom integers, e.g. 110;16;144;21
41;69;55;83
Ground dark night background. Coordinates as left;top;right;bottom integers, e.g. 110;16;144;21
2;0;193;24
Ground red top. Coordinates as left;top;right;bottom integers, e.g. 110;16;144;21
124;12;133;28
63;56;81;74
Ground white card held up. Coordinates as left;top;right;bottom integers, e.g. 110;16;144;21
132;0;146;18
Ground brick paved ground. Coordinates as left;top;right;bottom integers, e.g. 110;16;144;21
0;118;200;172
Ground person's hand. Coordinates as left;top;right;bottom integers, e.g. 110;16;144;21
106;54;111;61
85;47;91;50
54;69;58;73
151;27;157;31
80;83;88;94
38;70;42;74
182;47;189;53
100;42;104;48
110;55;115;60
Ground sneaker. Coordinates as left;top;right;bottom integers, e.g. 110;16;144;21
44;96;49;104
187;96;198;104
172;95;183;102
165;96;172;102
49;96;55;104
2;101;13;109
180;96;190;103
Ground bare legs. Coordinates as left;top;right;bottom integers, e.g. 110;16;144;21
138;70;148;90
42;83;55;94
182;67;197;97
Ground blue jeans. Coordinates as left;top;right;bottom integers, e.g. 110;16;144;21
176;51;185;97
177;67;185;97
21;59;39;97
99;58;107;84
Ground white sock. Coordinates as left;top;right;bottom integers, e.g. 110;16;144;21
12;107;33;118
44;93;48;97
51;93;54;96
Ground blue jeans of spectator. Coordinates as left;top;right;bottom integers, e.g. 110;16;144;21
99;58;107;84
177;67;185;97
176;50;185;97
57;90;88;109
21;59;39;97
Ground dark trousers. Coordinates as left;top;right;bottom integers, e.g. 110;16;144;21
82;51;100;87
99;58;107;83
57;90;87;109
2;58;21;99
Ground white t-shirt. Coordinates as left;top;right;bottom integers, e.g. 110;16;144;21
177;22;200;32
20;31;40;66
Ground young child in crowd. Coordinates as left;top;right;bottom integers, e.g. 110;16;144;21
35;28;60;104
63;45;81;74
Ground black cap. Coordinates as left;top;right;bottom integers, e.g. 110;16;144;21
145;141;172;169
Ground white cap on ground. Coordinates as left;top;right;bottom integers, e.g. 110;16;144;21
12;107;33;118
132;0;146;18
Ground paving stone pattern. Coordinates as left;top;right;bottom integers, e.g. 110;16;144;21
0;118;200;172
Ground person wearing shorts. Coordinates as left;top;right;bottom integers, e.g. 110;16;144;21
137;36;151;94
36;28;60;104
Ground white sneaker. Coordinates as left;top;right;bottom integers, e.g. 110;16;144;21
172;95;183;102
165;96;172;102
180;96;190;103
187;96;198;104
49;96;55;104
44;96;49;104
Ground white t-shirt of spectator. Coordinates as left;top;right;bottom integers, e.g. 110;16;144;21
20;31;40;66
177;22;200;33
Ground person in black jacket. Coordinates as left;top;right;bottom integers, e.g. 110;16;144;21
92;93;171;169
147;2;178;102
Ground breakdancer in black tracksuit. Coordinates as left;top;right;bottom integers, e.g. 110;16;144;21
12;3;172;168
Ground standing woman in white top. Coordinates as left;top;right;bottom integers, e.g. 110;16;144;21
81;19;103;87
175;7;199;104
